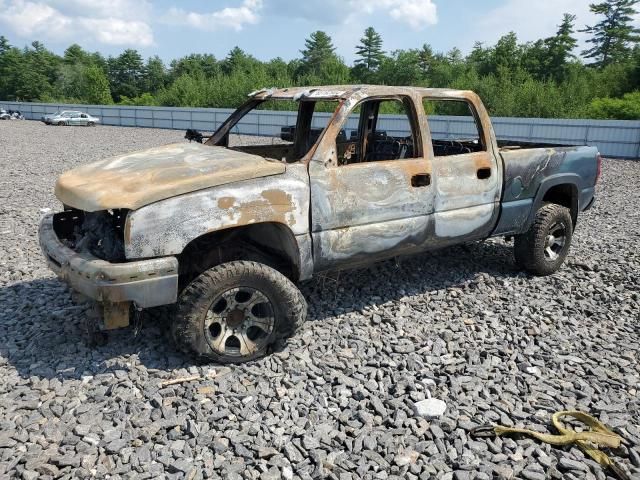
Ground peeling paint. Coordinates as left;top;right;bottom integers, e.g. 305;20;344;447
56;143;285;211
125;164;309;259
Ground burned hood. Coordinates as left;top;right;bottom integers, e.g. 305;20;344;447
55;143;286;211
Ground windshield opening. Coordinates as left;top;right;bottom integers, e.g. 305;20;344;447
209;98;340;163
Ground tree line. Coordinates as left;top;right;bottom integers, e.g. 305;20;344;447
0;0;639;119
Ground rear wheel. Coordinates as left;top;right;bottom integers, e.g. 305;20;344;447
172;261;306;363
514;203;573;276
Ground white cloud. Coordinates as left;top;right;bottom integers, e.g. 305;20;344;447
0;0;154;46
267;0;437;30
164;0;263;32
360;0;438;29
48;0;151;20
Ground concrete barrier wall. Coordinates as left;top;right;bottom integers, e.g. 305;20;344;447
2;100;639;158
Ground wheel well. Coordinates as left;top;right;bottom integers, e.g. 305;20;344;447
542;184;578;226
177;223;300;289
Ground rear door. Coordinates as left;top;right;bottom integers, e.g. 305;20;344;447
422;96;501;245
309;95;435;270
67;112;80;125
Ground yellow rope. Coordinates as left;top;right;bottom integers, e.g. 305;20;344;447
472;411;630;480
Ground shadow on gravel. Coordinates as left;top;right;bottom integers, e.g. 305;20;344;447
301;240;519;322
0;240;518;379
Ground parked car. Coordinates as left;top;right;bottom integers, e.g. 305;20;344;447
0;109;23;120
39;85;600;363
42;110;99;126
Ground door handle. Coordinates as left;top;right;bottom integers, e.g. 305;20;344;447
477;167;491;180
411;173;431;187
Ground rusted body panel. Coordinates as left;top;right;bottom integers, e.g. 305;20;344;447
307;87;504;270
125;163;310;259
55;143;285;211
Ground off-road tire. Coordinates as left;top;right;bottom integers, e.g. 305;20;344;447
514;203;573;276
172;261;307;363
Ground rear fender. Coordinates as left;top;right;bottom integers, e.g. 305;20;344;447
524;174;580;231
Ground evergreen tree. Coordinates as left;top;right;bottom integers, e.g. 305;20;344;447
491;32;523;74
0;36;11;55
581;0;640;67
169;54;219;80
63;44;88;65
355;27;385;73
222;47;259;75
546;14;579;79
144;55;167;93
107;49;145;101
467;42;492;76
299;31;337;76
417;44;435;78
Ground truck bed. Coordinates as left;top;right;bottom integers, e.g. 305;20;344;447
498;140;581;151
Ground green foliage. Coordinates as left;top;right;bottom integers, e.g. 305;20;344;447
145;56;167;93
586;90;640;118
107;49;145;101
169;53;219;81
119;92;159;106
83;65;112;104
0;9;639;119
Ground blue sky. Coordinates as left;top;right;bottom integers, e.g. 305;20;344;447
0;0;625;63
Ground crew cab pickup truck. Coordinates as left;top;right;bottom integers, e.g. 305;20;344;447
39;86;600;363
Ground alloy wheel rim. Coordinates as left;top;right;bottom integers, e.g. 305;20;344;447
204;287;275;357
544;222;566;261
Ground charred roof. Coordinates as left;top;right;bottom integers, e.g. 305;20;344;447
248;85;476;101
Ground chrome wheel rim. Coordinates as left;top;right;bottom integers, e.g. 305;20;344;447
544;222;566;261
204;287;275;357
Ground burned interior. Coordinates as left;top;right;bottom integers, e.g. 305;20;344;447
208;98;341;163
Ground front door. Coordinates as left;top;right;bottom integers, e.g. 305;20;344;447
309;96;436;271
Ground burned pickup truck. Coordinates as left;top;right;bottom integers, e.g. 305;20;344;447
39;86;600;363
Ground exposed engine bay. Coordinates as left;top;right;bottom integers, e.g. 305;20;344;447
52;208;127;262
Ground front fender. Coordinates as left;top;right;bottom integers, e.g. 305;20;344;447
124;164;310;259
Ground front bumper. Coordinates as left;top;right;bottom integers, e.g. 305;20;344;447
39;214;178;309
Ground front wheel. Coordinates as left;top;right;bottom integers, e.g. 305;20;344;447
57;121;66;126
172;261;307;363
514;203;573;276
87;121;95;127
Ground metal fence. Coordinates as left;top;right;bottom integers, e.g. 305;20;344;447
2;100;639;158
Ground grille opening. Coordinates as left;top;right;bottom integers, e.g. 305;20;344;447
53;208;129;262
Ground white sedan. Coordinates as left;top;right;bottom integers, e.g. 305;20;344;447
42;110;100;126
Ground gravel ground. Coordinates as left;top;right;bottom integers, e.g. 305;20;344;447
0;120;639;480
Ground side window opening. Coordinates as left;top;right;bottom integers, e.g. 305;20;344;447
339;97;419;166
423;99;486;157
221;99;339;163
